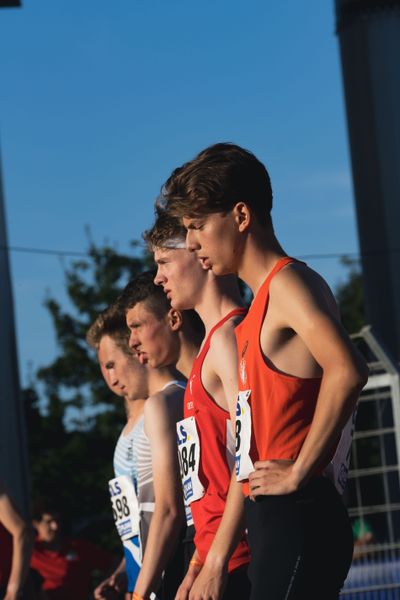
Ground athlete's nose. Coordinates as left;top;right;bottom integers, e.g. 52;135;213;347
109;368;118;388
128;330;140;352
186;229;199;252
154;267;165;286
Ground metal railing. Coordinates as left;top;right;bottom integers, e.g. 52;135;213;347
342;543;400;598
340;327;400;598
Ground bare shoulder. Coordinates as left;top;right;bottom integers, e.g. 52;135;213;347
144;386;183;430
209;315;242;362
205;316;242;398
144;390;168;417
269;261;339;318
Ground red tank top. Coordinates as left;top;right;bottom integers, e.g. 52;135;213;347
184;308;250;571
0;522;13;586
235;257;322;496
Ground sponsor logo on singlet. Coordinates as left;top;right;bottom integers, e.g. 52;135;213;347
240;341;249;385
189;374;196;396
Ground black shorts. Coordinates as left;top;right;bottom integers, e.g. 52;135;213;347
244;477;353;600
223;565;251;599
158;525;191;600
181;526;250;599
183;524;196;572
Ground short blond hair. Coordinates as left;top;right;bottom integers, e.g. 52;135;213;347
86;303;131;355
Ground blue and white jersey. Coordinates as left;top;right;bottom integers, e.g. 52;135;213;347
113;416;144;490
110;416;145;593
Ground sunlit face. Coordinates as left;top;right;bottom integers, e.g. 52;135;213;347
183;211;241;276
97;335;148;400
126;302;180;368
33;513;60;543
153;247;209;310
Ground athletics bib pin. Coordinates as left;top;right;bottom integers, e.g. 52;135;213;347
176;416;205;504
108;475;139;540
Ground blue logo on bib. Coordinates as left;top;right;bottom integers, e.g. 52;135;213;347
184;477;193;500
235;455;241;477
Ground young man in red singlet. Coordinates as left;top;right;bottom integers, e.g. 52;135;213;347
160;143;369;600
143;210;251;600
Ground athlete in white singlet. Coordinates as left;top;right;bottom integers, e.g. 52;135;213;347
87;306;149;599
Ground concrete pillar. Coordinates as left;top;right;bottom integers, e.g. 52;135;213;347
335;0;400;360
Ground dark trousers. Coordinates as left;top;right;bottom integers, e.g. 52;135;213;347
223;565;251;599
159;525;196;600
245;477;353;600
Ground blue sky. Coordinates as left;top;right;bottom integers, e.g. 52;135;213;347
0;0;359;386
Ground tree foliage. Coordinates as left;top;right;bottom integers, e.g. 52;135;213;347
335;257;366;334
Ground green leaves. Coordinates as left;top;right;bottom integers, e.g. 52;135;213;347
336;257;366;334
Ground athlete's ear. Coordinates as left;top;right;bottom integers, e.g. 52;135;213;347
167;308;183;331
232;202;251;232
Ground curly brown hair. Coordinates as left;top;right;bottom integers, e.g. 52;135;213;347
143;204;186;250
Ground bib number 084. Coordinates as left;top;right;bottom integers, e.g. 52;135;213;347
179;443;196;477
176;416;205;504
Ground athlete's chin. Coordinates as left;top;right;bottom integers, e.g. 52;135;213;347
169;296;183;309
172;298;195;311
148;357;165;369
211;263;233;276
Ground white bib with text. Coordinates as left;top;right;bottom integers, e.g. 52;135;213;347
235;389;254;481
108;475;139;541
324;407;357;494
176;416;205;505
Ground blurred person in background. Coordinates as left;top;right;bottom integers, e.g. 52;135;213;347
30;505;113;600
0;481;34;600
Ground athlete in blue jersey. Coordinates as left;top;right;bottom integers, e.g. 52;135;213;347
87;305;149;598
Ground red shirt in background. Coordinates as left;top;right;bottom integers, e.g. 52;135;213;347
30;537;113;600
0;522;13;587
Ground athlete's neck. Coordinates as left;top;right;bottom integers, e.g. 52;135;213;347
176;335;199;378
194;274;244;334
147;364;185;395
124;397;146;424
238;226;287;295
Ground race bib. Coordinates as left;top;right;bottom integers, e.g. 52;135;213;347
108;475;139;540
235;390;254;481
185;501;194;527
324;407;357;494
176;416;205;505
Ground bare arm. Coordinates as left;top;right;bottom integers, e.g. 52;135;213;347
133;392;185;599
249;266;368;496
93;556;127;599
175;549;202;600
0;491;34;600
